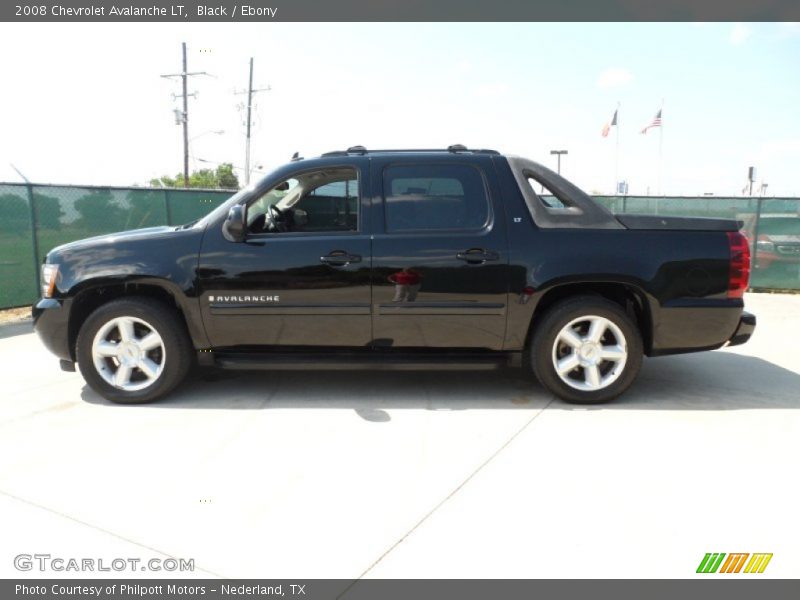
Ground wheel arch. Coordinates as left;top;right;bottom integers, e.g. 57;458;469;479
523;281;653;355
67;278;206;361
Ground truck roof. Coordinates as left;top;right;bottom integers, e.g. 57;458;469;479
317;144;501;158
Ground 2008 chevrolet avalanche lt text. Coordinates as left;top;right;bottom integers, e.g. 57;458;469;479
32;146;756;404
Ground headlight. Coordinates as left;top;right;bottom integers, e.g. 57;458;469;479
41;264;59;298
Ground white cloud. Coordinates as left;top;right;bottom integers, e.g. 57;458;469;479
756;138;800;160
596;68;633;89
474;82;510;98
730;23;751;45
455;59;472;74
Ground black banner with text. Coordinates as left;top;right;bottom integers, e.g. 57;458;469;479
4;0;800;22
5;579;800;600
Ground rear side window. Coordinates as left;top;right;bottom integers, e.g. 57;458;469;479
383;164;490;232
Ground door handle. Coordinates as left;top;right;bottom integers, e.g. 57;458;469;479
456;248;500;264
320;251;362;266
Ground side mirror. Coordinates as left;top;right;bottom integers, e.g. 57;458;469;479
222;205;246;242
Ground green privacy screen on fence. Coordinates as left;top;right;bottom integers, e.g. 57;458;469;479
0;183;234;308
1;183;799;309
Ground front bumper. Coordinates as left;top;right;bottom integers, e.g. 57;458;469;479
727;311;756;347
32;297;73;361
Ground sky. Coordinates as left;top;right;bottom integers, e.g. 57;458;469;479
0;22;799;196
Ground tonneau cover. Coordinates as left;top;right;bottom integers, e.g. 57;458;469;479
616;214;741;232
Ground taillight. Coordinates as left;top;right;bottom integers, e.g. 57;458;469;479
727;231;751;299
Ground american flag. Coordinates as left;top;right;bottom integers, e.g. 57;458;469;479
640;109;662;134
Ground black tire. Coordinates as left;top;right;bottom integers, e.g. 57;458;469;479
76;297;194;404
528;295;643;404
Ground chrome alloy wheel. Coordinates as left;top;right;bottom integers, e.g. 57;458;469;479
551;315;628;392
91;316;166;391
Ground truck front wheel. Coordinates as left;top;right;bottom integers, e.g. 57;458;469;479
530;296;643;403
76;297;193;404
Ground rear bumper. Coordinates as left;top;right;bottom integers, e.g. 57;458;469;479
648;300;754;356
727;311;756;347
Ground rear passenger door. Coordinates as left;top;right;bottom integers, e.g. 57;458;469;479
370;157;510;350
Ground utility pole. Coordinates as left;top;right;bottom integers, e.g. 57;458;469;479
161;42;210;187
181;43;189;186
235;57;270;185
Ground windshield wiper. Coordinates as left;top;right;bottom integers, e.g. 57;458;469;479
178;219;200;230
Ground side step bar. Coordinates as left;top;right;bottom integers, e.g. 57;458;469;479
208;351;523;371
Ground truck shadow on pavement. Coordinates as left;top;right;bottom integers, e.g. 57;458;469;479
80;350;800;416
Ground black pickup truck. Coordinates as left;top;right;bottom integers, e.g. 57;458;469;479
33;146;755;404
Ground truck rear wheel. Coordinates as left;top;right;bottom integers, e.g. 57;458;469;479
529;296;643;403
76;297;193;404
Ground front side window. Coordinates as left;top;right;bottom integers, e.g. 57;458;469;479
247;167;358;234
383;164;490;232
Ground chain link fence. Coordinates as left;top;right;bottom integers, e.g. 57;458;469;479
0;183;234;308
1;185;798;309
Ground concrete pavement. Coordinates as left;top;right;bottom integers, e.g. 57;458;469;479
0;292;798;579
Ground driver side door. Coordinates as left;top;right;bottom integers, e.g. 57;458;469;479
197;160;372;349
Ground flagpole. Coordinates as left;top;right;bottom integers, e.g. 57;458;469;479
658;99;664;195
615;101;620;195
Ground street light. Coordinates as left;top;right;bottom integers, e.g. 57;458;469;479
550;149;568;175
189;131;225;171
196;157;264;173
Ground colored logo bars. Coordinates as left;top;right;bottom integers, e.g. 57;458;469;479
697;553;773;574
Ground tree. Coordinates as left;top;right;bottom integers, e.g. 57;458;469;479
0;194;30;233
32;192;65;230
216;163;239;189
124;189;166;230
150;163;240;190
75;190;127;232
0;191;63;233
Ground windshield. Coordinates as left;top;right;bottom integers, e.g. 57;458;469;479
192;185;255;230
